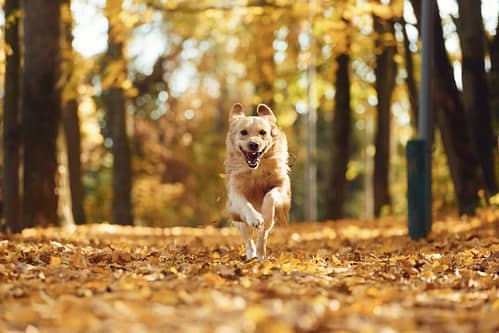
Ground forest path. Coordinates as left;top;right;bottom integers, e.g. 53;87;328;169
1;210;498;333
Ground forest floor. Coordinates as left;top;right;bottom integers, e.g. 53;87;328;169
0;210;498;333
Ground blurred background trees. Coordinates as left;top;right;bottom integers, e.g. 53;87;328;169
0;0;498;231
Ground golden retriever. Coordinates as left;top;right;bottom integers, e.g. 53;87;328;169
225;103;291;259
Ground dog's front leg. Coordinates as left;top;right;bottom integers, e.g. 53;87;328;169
237;222;257;259
256;187;283;258
229;190;264;229
230;191;262;259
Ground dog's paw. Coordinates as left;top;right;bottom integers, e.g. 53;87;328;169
245;210;264;229
245;252;257;261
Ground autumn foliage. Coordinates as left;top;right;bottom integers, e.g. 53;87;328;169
1;210;497;332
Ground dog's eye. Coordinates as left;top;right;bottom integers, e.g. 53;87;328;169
259;130;267;136
240;130;248;136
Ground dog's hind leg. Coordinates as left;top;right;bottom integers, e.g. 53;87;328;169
237;222;256;260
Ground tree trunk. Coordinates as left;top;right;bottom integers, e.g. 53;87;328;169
373;14;397;217
104;0;133;226
411;0;481;215
57;123;74;226
61;0;86;225
110;88;134;226
63;99;86;224
488;17;499;144
401;17;419;128
248;11;276;109
456;0;497;197
491;15;499;67
326;53;351;220
3;0;22;233
22;0;62;228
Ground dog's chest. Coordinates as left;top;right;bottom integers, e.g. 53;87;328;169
236;169;277;201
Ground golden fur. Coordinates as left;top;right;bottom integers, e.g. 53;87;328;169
225;103;291;259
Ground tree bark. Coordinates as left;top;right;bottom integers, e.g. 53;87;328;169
2;0;22;233
326;53;351;220
22;0;62;228
104;0;133;226
411;0;481;214
61;0;86;225
373;14;397;217
456;0;497;197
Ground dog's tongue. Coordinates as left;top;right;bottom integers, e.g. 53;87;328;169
245;152;259;166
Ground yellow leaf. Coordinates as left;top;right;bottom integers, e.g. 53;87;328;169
265;321;294;333
121;79;132;90
25;325;40;333
50;256;61;266
201;272;225;285
240;277;252;288
70;250;89;269
244;304;268;323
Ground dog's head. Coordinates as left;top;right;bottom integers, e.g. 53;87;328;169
227;103;279;169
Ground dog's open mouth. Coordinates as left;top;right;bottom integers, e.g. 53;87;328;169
240;147;263;168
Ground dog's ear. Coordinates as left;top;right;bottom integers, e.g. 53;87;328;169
257;104;276;123
229;103;245;121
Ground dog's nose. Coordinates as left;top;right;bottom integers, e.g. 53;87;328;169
248;141;259;152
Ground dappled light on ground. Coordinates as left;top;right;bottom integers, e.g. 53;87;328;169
1;210;498;332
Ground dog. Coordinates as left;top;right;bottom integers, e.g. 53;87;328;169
225;103;291;259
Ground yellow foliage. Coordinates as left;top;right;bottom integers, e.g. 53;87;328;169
133;177;186;226
346;160;363;181
489;193;499;205
101;59;127;89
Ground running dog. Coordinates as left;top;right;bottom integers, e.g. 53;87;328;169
225;103;291;259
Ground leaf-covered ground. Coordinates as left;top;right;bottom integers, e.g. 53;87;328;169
1;210;498;333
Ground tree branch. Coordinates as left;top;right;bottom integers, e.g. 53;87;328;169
143;0;292;14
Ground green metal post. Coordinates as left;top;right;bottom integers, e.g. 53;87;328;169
407;140;431;239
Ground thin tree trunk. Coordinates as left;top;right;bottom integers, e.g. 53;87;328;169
401;17;419;128
456;0;497;197
3;0;22;233
110;88;133;226
63;99;86;224
327;53;351;220
411;0;481;214
22;0;62;228
215;43;228;133
61;0;86;225
104;0;133;226
373;14;397;217
57;124;74;226
216;82;229;132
